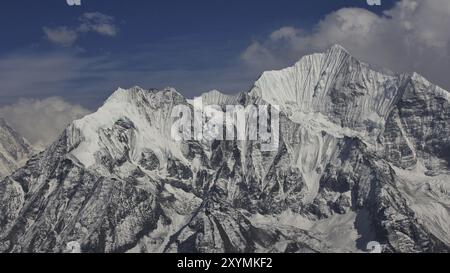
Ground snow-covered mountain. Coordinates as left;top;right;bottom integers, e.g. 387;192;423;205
0;45;449;253
0;118;33;179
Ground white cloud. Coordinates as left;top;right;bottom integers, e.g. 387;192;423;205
43;27;78;47
78;12;118;36
241;0;450;91
44;12;118;47
0;97;90;149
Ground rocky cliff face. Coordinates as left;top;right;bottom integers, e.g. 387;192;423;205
0;118;33;179
0;45;449;253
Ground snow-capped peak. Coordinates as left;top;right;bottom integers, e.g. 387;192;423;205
1;44;450;254
328;43;350;54
249;45;399;136
0;118;34;178
68;86;187;168
199;89;241;106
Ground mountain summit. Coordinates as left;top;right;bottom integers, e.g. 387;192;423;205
1;45;449;253
0;118;33;179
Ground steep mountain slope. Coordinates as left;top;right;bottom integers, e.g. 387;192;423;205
0;45;449;253
0;118;33;179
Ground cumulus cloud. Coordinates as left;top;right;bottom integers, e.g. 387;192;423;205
0;97;90;149
241;0;450;91
44;12;118;47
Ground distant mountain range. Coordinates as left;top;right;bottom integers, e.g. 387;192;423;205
0;45;449;253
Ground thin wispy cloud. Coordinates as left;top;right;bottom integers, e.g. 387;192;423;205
78;12;118;37
43;12;118;47
0;46;255;108
43;27;78;47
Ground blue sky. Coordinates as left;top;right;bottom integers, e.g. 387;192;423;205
3;0;450;148
0;0;397;109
